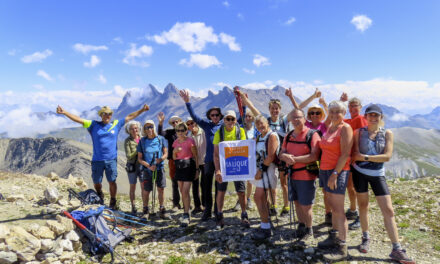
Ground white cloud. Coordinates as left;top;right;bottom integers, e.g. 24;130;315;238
21;49;53;63
390;113;409;122
214;82;231;88
242;80;274;90
253;54;271;67
111;37;123;44
219;33;241;51
122;44;153;67
237;13;244;20
84;55;101;68
36;70;53;81
243;68;255;74
179;53;221;69
151;22;219;52
222;1;230;7
97;74;107;84
351;15;373;32
284;17;296;25
73;43;108;54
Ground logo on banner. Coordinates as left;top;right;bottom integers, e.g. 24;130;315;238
224;146;249;175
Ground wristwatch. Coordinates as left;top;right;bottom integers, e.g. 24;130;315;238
332;171;338;176
364;155;369;161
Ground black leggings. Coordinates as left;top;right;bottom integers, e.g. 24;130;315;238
352;167;390;196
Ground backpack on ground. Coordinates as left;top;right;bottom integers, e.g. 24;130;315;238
68;188;103;205
285;129;320;176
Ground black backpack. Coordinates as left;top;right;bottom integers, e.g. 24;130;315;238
285;129;320;176
219;124;242;142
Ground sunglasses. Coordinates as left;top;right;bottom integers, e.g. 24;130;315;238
186;122;195;126
309;111;322;115
171;120;181;124
210;114;220;117
144;126;154;130
225;117;236;122
291;116;304;120
176;129;186;133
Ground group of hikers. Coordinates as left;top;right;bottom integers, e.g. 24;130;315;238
56;87;414;263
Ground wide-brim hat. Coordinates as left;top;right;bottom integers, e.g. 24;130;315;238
307;104;326;121
98;106;113;116
168;116;182;125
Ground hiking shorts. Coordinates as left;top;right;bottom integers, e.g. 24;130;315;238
319;169;349;195
289;179;316;205
352;168;390;196
216;180;246;193
142;168;166;191
91;159;117;184
127;163;142;185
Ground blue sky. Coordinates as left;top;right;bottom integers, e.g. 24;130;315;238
1;0;440;120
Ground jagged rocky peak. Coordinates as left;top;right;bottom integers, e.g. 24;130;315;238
272;85;286;92
163;83;178;94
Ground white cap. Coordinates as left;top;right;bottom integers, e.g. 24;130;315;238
224;110;236;119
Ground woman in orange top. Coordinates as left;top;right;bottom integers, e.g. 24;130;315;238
317;100;353;262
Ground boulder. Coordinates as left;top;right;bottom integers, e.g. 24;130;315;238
5;226;41;262
44;187;59;203
0;251;18;264
46;220;65;237
59;239;73;251
27;224;55;240
57;199;68;206
64;230;80;242
56;215;74;233
5;194;25;202
59;251;76;262
40;239;55;253
46;172;59;181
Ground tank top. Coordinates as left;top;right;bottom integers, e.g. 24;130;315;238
256;130;280;166
353;127;386;176
319;124;350;170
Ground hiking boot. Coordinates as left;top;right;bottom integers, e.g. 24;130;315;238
279;206;289;217
301;228;315;246
323;238;348;262
246;198;253;210
269;205;277;216
201;210;212;221
180;213;190;227
318;229;338;249
109;198;117;210
232;200;240;211
295;223;306;239
131;206;137;216
389;248;415;264
359;237;370;253
159;207;171;220
325;212;332;226
251;227;271;241
191;207;203;216
216;212;224;229
97;191;104;204
241;212;251;228
349;216;361;230
142;206;149;220
345;209;359;220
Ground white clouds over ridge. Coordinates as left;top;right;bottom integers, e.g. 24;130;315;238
180;54;221;69
122;44;153;67
21;49;53;63
351;15;372;32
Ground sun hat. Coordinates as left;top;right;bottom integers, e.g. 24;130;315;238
307;104;326;121
168;116;182;125
142;120;156;137
224;110;237;119
98;106;113;116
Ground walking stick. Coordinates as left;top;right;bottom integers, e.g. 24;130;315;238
287;166;297;240
150;152;158;217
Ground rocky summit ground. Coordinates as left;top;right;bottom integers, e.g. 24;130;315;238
0;171;439;264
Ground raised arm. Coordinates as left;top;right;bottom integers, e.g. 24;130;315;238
298;88;321;109
239;91;260;116
319;97;331;128
157;112;166;136
179;89;209;127
285;87;300;109
125;104;149;123
56;106;85;125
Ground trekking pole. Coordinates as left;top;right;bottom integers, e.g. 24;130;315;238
287;166;297;240
261;150;278;226
150;152;158;217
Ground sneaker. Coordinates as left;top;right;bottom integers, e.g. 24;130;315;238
345;209;359;220
241;212;251;228
109;198;117;210
349;216;361;230
295;223;306;239
359;237;370;253
180;213;190;227
142;206;149;220
131;206;137;216
232;200;240;211
251;227;271;241
323;238;348;262
279;206;289;217
97;191;104;204
318;229;338;249
269;205;277;216
191;207;203;216
159;207;171;220
216;213;224;229
325;212;332;226
201;210;212;221
389;249;415;264
295;228;315;248
246;198;253;210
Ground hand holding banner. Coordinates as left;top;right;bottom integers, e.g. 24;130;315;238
219;139;256;182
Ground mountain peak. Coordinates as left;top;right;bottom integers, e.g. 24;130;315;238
164;83;178;94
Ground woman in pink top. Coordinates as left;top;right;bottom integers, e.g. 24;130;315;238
172;122;198;227
317;100;353;262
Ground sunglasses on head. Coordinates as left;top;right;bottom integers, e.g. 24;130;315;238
270;98;280;103
225;117;236;122
176;129;186;133
309;111;322;115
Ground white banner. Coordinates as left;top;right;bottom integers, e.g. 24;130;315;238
219;139;256;182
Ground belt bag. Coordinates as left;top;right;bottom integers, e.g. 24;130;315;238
290;161;320;176
175;159;192;169
125;162;136;173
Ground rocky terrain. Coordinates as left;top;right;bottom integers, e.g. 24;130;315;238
0;171;439;264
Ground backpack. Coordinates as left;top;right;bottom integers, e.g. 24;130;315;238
219;124;242;142
256;131;280;165
68;188;103;205
138;136;164;169
267;116;287;135
285;129;320;176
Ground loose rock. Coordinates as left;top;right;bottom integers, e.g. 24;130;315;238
5;194;25;202
5;226;41;262
44;187;59;203
46;220;65;237
0;251;18;264
64;230;80;242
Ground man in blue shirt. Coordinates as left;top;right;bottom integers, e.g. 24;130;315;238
56;104;149;209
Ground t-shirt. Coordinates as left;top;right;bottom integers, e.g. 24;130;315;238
172;137;196;160
344;115;368;131
83;119;125;161
213;126;246;144
282;127;321;180
305;120;327;135
319;125;351;170
137;135;168;170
